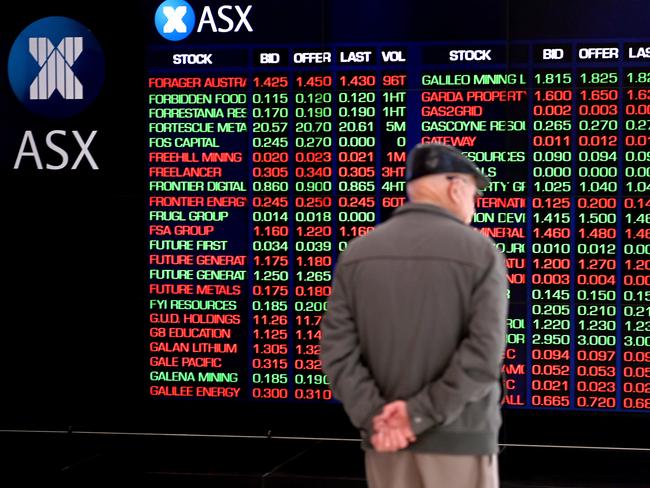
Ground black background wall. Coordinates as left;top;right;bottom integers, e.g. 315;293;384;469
3;2;650;485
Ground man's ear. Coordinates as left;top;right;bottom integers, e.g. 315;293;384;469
448;179;462;204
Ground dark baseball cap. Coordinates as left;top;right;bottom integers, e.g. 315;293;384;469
405;143;491;191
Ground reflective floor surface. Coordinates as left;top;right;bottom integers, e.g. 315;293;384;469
2;432;649;487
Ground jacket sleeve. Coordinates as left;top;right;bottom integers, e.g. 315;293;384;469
319;260;385;435
406;247;509;435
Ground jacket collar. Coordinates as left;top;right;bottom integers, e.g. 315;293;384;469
392;202;464;225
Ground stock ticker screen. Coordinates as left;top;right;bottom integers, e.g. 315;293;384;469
143;0;650;414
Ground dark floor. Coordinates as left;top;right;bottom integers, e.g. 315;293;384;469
2;431;650;487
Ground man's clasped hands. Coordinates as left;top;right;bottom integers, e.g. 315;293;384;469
370;400;417;452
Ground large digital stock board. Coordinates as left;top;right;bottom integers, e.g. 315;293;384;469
144;0;650;428
4;0;650;445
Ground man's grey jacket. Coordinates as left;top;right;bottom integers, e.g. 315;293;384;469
320;202;509;454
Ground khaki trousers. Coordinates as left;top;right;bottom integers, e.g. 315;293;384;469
365;451;499;488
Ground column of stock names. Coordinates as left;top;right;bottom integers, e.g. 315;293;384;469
145;40;650;410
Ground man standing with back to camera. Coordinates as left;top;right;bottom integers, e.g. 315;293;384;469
320;143;509;488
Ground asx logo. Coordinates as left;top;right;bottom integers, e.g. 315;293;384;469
7;16;105;118
8;17;104;170
155;0;253;41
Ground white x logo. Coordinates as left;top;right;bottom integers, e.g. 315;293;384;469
29;37;83;100
163;6;188;33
